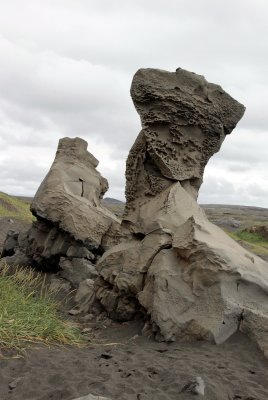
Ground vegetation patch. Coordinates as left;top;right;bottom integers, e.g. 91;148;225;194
229;229;268;256
0;266;85;349
0;192;34;223
235;230;267;243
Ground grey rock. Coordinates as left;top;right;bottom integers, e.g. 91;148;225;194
1;137;122;284
48;276;72;294
0;251;31;269
81;313;95;322
1;231;19;257
181;376;205;396
59;257;99;288
69;279;96;315
95;68;268;358
31;137;120;248
66;245;94;260
123;67;245;232
9;377;22;390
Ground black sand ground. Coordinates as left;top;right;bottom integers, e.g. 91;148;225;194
0;321;268;400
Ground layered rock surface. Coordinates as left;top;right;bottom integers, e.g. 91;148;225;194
1;138;121;288
31;137;118;248
96;68;268;356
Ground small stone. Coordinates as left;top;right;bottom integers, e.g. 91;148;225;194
97;312;107;322
9;377;22;390
181;376;205;396
68;308;80;316
81;313;95;322
82;327;92;334
129;334;139;341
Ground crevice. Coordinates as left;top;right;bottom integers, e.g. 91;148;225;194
133;232;146;240
237;308;245;331
31;255;61;273
141;243;173;288
79;178;84;197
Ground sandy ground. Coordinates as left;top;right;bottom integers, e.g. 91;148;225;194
1;214;268;399
0;321;268;400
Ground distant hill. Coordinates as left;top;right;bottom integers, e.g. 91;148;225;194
201;204;268;229
0;192;33;223
103;197;125;205
14;196;33;204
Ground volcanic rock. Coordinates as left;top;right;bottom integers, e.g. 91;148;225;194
123;68;245;232
1;138;121;288
96;68;268;357
31;137;119;248
59;257;99;288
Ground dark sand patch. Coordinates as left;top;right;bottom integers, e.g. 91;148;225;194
0;321;268;400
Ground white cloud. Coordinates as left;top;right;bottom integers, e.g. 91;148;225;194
0;0;267;206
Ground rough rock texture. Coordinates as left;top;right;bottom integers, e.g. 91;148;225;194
123;68;245;232
31;137;120;249
1;138;121;289
72;395;111;400
96;68;268;357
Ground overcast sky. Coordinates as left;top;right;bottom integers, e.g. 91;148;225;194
0;0;267;207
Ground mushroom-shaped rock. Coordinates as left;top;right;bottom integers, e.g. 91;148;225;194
96;68;268;358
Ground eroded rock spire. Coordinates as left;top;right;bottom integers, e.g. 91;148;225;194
123;68;245;232
96;68;268;358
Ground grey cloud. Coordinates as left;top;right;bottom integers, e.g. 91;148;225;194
199;175;268;208
207;129;268;170
0;36;138;153
0;0;267;207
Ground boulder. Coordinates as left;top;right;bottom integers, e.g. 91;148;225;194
1;138;121;289
69;278;96;315
31;137;120;249
59;257;98;288
96;68;268;357
1;231;19;257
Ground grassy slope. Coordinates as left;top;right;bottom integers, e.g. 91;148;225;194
0;192;34;223
229;230;268;258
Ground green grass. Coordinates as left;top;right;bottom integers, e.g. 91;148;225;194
0;192;34;223
235;230;267;244
229;229;268;256
0;266;85;349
